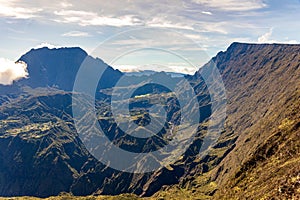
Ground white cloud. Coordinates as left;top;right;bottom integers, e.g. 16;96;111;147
113;65;139;72
62;31;91;37
283;38;298;44
184;34;207;40
165;65;197;74
146;17;194;30
201;11;212;15
192;0;267;11
54;10;142;27
113;64;196;74
200;22;229;34
1;0;299;69
0;58;28;85
60;2;72;8
0;0;42;19
258;28;273;43
257;28;298;44
34;42;63;49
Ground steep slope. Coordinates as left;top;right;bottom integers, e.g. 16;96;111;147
211;43;300;199
0;47;212;197
0;90;94;197
0;43;299;199
153;43;300;199
0;83;211;197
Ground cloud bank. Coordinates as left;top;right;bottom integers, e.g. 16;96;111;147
1;0;299;74
0;58;28;85
62;31;91;37
0;0;42;19
258;28;298;44
192;0;267;11
34;43;63;49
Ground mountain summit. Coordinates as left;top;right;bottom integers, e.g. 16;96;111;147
0;43;299;199
18;47;122;91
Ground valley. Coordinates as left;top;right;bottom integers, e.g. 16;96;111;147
0;43;299;199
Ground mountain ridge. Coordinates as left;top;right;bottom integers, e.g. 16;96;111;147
0;42;299;199
17;47;123;91
154;42;300;199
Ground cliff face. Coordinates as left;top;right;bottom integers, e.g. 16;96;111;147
212;43;300;199
0;47;212;197
153;43;300;199
0;43;299;199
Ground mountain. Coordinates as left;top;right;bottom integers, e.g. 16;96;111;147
124;70;186;77
17;47;122;91
0;47;213;197
152;43;300;199
0;91;93;197
211;43;300;199
0;43;299;199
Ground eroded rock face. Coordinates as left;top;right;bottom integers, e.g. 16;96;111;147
210;43;300;199
0;43;299;198
0;92;91;197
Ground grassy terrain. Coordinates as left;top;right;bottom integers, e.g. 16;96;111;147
1;43;300;199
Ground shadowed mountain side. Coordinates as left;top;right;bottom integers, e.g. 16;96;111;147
153;43;300;199
0;46;216;198
0;43;299;199
17;47;122;91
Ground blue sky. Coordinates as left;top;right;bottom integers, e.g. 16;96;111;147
1;0;300;74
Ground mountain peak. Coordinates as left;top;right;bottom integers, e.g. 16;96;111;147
212;42;300;68
17;46;122;91
24;46;88;58
227;42;300;51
